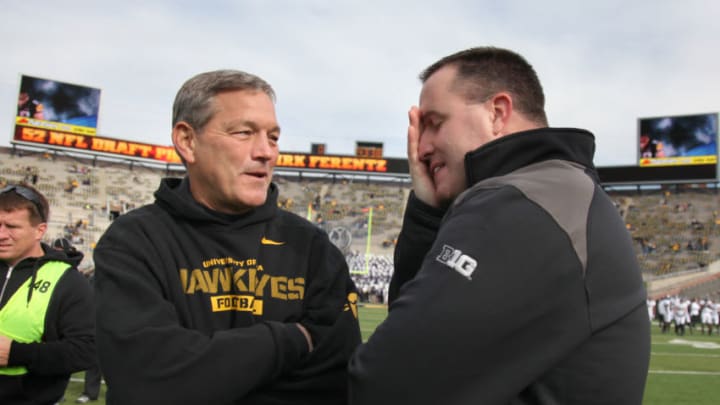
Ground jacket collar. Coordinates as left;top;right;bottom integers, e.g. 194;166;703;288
464;127;597;186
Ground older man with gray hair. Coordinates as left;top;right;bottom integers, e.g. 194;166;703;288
94;70;361;405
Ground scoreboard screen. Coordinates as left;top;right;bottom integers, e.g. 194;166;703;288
638;112;718;168
356;141;383;158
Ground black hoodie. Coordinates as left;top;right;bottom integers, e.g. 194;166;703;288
94;178;361;405
0;244;95;405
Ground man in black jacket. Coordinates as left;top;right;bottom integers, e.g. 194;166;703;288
349;47;650;404
0;184;95;404
94;70;361;404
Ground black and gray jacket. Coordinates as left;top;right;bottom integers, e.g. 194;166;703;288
349;128;650;405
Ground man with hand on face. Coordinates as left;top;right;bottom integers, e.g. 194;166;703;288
349;47;650;404
0;184;95;405
94;70;361;405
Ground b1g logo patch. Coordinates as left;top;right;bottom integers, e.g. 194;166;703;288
436;245;477;280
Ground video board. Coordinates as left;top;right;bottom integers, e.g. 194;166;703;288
15;75;102;136
638;112;718;168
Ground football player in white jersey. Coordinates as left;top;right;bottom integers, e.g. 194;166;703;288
701;299;715;335
689;298;701;334
673;297;689;336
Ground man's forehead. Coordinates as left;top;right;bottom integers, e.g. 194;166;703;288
214;88;275;106
418;85;442;112
420;66;462;103
0;207;32;221
418;89;456;118
213;92;278;122
422;64;459;89
212;98;272;116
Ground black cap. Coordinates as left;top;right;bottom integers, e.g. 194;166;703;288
52;238;73;251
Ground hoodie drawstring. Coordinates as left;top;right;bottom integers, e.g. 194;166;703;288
0;266;13;306
25;259;43;306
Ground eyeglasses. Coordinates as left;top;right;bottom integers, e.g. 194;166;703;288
0;185;47;223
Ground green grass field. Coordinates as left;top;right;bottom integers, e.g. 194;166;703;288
63;305;720;404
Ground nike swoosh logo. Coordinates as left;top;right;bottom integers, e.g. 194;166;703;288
261;237;285;246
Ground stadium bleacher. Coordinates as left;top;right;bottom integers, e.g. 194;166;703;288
2;145;719;302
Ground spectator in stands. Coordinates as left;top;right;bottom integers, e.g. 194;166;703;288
0;184;95;404
315;213;325;227
51;237;83;266
93;70;361;404
64;178;78;193
640;238;656;255
349;46;650;404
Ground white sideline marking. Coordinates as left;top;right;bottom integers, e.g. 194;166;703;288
649;370;720;376
665;339;720;349
651;352;720;358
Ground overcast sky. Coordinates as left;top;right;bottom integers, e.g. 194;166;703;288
1;0;718;166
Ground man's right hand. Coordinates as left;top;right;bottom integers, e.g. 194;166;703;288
0;335;11;367
407;107;440;208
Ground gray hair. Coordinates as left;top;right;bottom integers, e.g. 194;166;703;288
172;70;276;131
